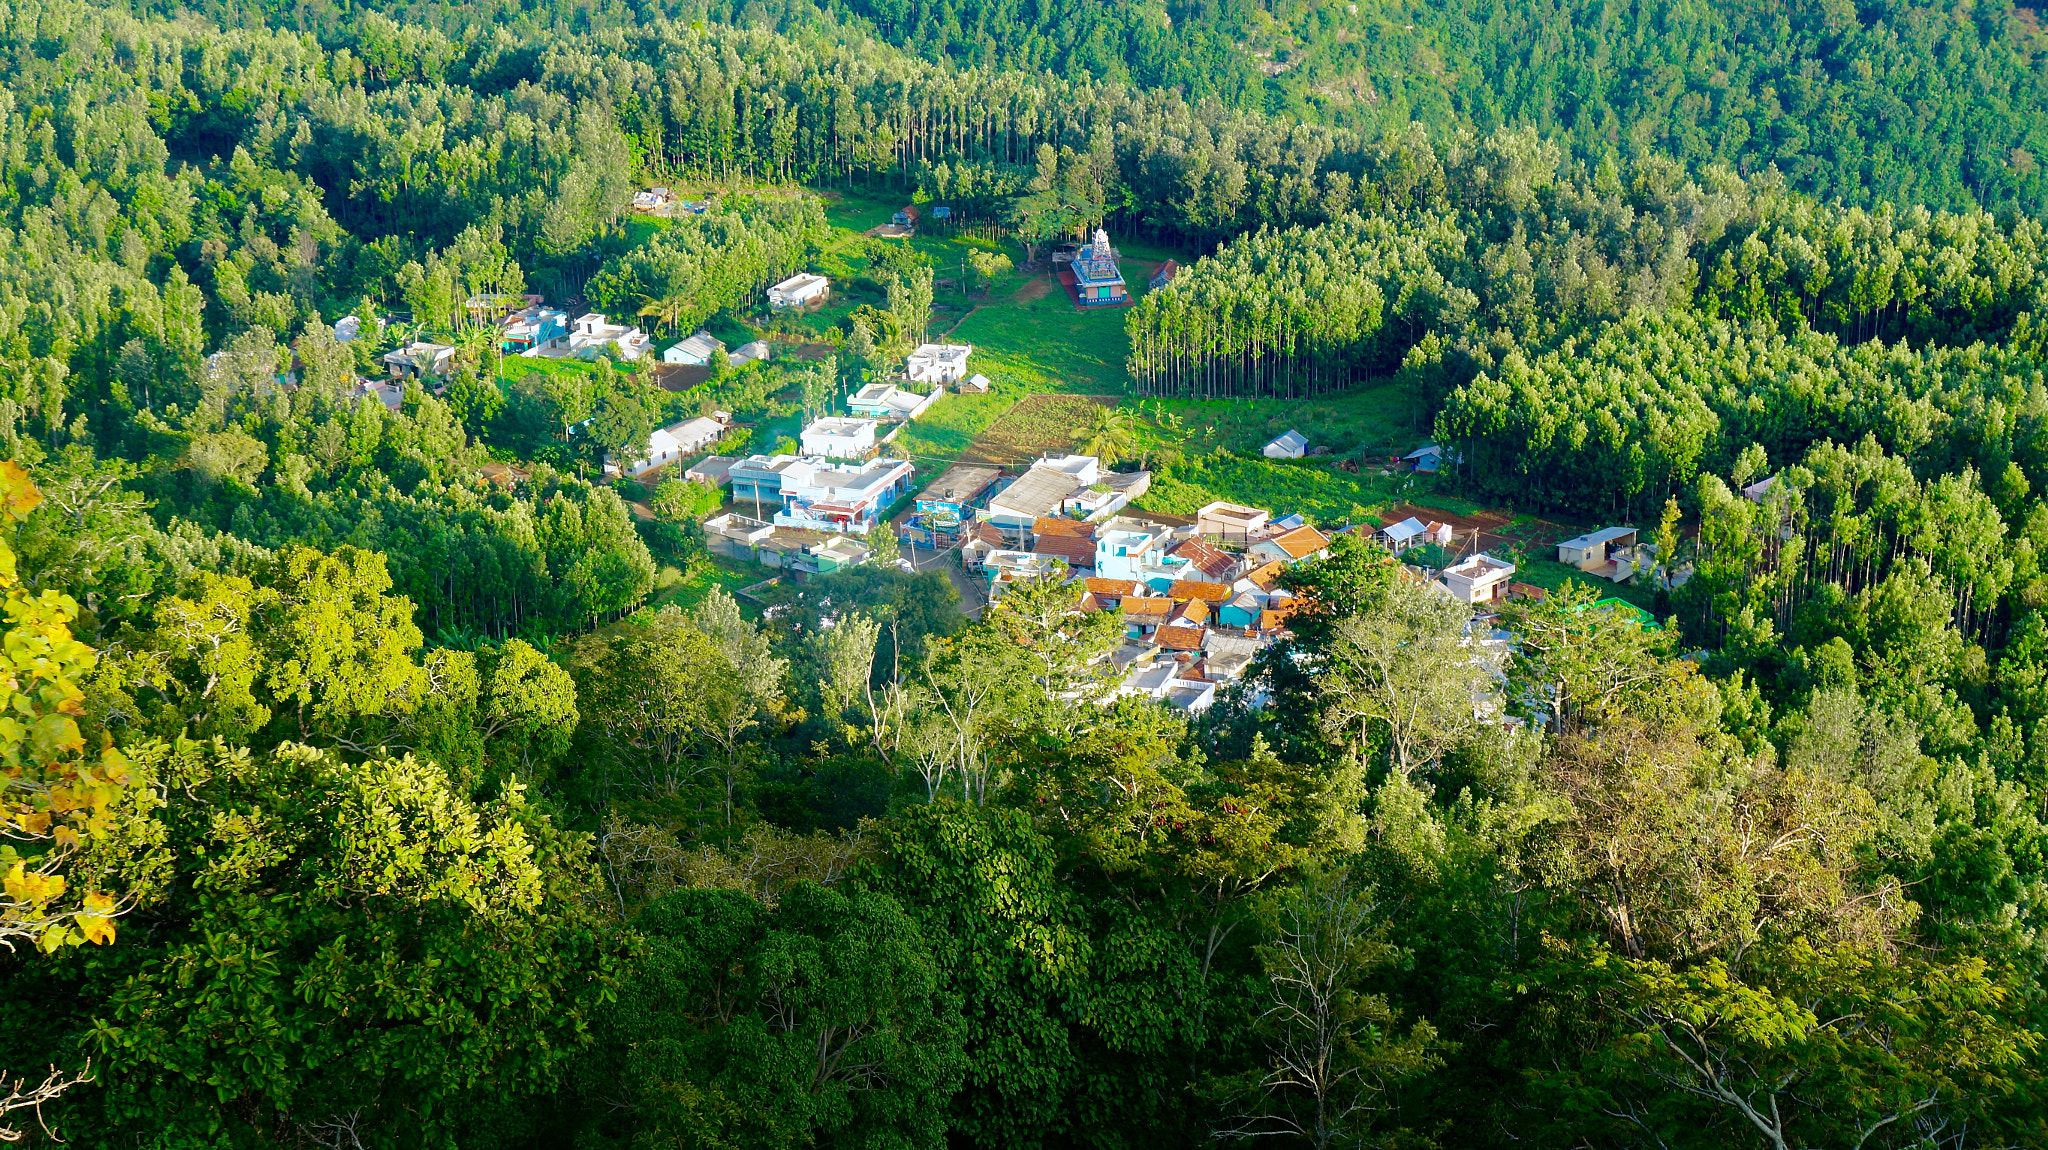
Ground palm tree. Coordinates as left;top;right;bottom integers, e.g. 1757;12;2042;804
637;292;694;336
1078;404;1140;466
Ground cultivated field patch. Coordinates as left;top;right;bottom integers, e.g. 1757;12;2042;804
955;393;1117;467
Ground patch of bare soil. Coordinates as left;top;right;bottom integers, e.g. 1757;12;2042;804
1010;275;1054;305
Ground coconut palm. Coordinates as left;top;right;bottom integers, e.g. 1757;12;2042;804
1077;404;1140;466
637;292;696;336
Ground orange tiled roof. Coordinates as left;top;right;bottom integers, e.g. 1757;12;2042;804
1242;560;1288;591
1267;524;1331;559
1169;579;1232;604
1171;538;1236;579
1084;577;1138;597
1170;598;1211;626
1033;516;1094;538
1259;600;1303;631
1031;533;1096;567
1155;624;1206;651
1122;597;1173;617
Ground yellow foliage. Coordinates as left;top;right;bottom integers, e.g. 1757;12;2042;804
0;465;145;949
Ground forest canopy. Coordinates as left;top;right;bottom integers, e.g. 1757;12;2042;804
0;0;2047;1146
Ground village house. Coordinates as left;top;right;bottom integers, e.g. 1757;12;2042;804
1168;580;1233;612
906;343;973;385
1403;444;1444;473
349;378;405;413
1083;578;1139;610
1064;469;1150;520
1120;595;1174;637
1149;260;1179;290
382;341;454;380
729;340;772;367
957;373;992;394
809;535;872;573
703;513;876;576
729;455;807;517
687;455;736;488
609;415;728;477
568;314;651;361
959;521;1009;572
1069;228;1129;307
772;456;916;534
800;417;880;460
767;273;831;309
1438;552;1518;604
1250;523;1332;566
1557;526;1641;581
847;382;943;422
1094;518;1178;584
901;463;1000;548
1196;500;1270;542
892;204;920;228
984;550;1065;598
501;305;568;353
1029;518;1097;575
1169;538;1239;583
662;330;726;366
982;454;1100;541
1263;430;1309;459
631;187;676;211
1218;590;1264;629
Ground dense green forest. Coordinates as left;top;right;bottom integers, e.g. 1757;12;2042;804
147;0;2048;217
2;0;2048;1146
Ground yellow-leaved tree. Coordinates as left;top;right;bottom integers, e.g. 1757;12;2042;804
0;460;146;951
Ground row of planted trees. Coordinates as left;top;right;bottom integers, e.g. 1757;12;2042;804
1125;147;2048;414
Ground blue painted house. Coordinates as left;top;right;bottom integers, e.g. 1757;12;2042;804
1219;591;1263;629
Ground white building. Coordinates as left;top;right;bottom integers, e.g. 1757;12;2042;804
1557;526;1640;580
767;273;831;309
906;343;973;384
632;187;675;211
1196;501;1270;542
569;314;651;361
729;340;773;367
662;330;726;366
1263;429;1309;459
1438;553;1517;604
334;315;362;343
800;417;880;459
982;454;1103;540
847;382;942;422
773;456;915;534
611;416;728;476
381;341;453;380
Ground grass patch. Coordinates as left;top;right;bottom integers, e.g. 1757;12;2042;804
642;556;771;616
891;388;1022;465
954;393;1110;468
497;353;592;389
1507;556;1659;609
1129;385;1427;458
1134;454;1410;526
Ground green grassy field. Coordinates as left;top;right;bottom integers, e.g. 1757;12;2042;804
1132;385;1428;459
497;184;1537;538
640;556;774;616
